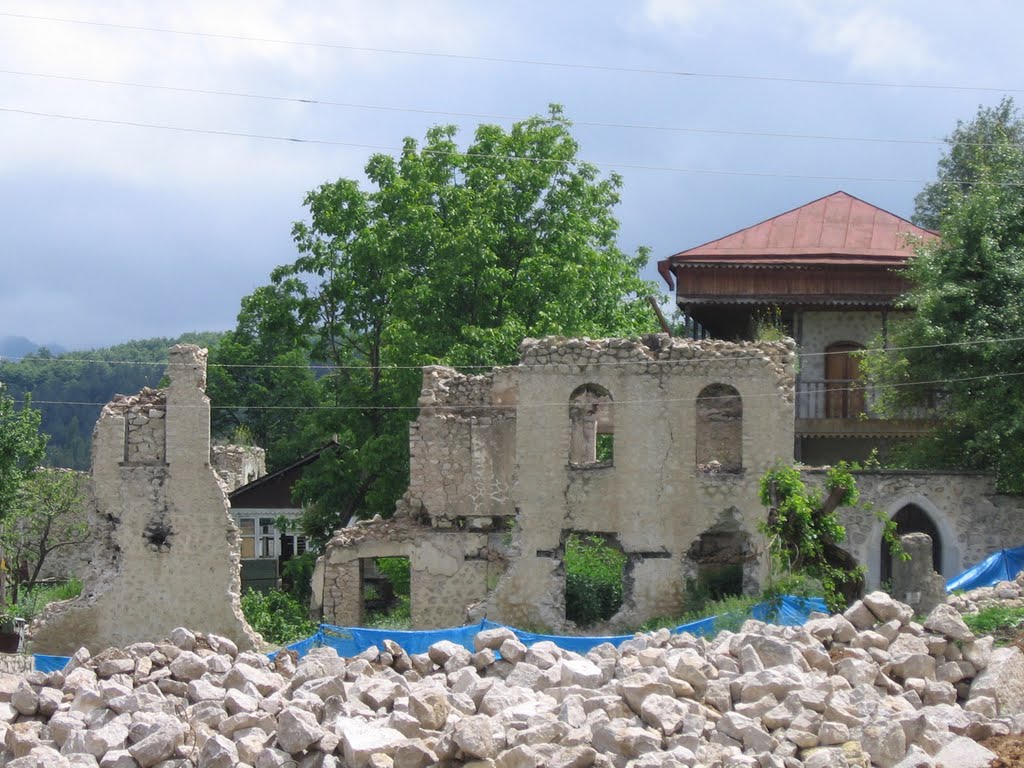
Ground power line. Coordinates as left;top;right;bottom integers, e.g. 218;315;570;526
13;369;1024;412
0;68;958;147
2;11;1021;95
0;106;948;184
4;334;1024;370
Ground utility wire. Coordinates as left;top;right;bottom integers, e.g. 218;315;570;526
12;368;1024;412
2;11;1021;95
3;334;1024;370
0;106;959;184
0;68;962;147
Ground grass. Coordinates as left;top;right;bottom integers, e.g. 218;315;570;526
638;592;760;635
10;579;83;623
962;604;1024;646
365;595;412;630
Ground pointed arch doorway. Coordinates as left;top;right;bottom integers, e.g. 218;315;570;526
880;504;942;584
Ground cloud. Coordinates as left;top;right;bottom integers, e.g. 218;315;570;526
797;5;941;76
0;1;486;189
639;0;940;76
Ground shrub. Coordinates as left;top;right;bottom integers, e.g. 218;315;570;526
11;578;83;623
240;588;317;645
564;533;626;626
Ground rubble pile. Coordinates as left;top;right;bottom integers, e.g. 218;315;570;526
2;592;1023;767
947;570;1024;616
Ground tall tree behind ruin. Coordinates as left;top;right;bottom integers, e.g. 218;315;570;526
867;98;1024;492
210;107;659;543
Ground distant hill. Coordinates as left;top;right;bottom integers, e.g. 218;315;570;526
0;335;66;359
0;332;224;469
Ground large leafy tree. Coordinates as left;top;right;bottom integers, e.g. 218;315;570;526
0;385;46;522
212;107;658;543
868;98;1024;491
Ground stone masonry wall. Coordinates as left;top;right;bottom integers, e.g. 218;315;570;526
803;469;1024;589
319;334;797;632
211;444;267;493
31;345;260;655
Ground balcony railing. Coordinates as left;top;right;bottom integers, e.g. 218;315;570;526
796;379;939;421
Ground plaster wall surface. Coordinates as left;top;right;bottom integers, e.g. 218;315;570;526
32;346;259;655
320;335;796;632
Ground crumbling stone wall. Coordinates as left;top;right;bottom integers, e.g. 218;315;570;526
318;334;797;632
212;444;267;492
32;345;260;654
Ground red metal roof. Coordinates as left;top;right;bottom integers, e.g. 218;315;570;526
663;191;938;268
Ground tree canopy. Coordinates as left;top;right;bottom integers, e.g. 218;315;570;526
868;98;1024;491
210;107;659;542
0;385;46;524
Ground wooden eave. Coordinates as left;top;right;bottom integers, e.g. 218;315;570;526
671;261;911;309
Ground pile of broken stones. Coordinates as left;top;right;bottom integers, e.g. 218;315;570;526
1;592;1022;768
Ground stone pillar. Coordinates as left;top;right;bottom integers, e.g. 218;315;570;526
892;532;947;616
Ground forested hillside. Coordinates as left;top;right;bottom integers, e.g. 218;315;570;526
0;332;223;469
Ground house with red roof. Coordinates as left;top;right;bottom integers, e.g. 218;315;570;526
658;191;939;465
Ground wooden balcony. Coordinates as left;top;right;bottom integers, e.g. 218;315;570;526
796;379;936;438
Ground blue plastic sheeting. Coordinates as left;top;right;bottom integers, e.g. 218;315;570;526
34;654;70;673
285;595;829;660
35;595;831;670
947;546;1024;593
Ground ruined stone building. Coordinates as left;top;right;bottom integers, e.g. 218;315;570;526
33;345;259;655
316;192;1024;632
315;335;797;631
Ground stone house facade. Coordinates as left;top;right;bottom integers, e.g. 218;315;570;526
658;191;939;466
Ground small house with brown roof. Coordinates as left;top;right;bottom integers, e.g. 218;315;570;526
658;191;939;465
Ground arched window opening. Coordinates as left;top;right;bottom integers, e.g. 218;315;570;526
880;504;941;584
824;342;866;418
696;384;742;473
569;384;614;467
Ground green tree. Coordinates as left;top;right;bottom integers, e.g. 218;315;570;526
0;386;46;521
868;99;1024;491
759;463;868;612
213;107;658;544
2;468;88;601
913;97;1024;230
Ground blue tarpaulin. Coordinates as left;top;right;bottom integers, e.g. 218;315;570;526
277;594;828;660
38;594;830;671
946;546;1024;593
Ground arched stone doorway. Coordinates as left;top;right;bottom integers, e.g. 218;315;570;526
880;504;942;584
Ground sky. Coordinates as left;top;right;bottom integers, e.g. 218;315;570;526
1;1;1021;351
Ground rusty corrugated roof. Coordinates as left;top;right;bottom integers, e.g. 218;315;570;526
664;191;938;267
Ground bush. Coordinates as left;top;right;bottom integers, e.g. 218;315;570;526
11;578;82;623
240;588;317;645
281;552;317;603
365;595;412;630
565;534;626;626
376;557;410;596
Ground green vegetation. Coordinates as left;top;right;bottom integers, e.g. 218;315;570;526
0;386;46;521
0;332;224;470
241;588;317;645
565;533;627;626
759;462;904;612
3;468;89;602
364;557;412;629
867;98;1024;492
208;106;659;545
962;604;1024;646
9;578;82;623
